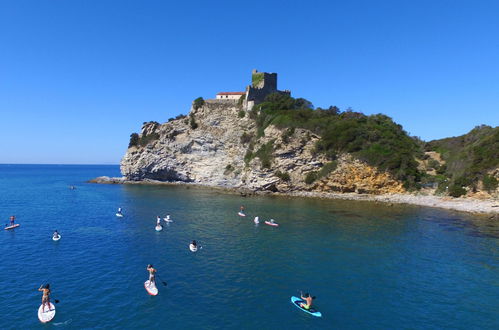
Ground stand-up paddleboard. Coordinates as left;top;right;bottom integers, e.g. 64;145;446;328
116;213;123;218
144;280;158;295
4;224;20;230
38;302;56;323
238;212;246;217
155;225;163;232
290;296;321;317
265;220;279;227
163;218;173;223
52;235;61;241
189;244;198;252
254;216;259;224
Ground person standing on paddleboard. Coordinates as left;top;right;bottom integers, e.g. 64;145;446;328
299;292;313;310
146;264;156;287
9;215;15;226
38;284;51;312
53;230;59;239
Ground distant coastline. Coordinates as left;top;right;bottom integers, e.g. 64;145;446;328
89;176;499;217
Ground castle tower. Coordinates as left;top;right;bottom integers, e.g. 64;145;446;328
245;69;290;110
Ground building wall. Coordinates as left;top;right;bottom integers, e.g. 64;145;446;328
216;94;244;100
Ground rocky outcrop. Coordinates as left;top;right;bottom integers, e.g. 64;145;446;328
120;100;406;194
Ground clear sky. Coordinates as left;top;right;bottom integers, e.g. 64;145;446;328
1;0;498;164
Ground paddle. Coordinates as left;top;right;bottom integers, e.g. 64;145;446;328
155;273;168;287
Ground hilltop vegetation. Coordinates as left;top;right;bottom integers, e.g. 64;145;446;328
250;93;423;188
425;125;499;196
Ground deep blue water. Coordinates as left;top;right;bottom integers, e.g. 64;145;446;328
0;165;498;329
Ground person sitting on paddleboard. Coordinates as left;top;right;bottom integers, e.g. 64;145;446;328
269;219;275;224
53;230;59;238
299;292;313;310
38;284;51;312
146;264;156;287
190;240;197;249
9;215;15;226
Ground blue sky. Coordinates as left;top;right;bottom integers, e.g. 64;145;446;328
0;0;498;164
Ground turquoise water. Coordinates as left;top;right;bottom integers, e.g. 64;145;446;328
0;165;498;329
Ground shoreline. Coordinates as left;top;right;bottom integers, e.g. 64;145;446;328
88;176;499;217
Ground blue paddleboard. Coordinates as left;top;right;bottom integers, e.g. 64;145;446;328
290;296;322;317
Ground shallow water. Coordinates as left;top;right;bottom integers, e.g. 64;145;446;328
0;165;497;329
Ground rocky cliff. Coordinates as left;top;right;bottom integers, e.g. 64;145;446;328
120;99;406;194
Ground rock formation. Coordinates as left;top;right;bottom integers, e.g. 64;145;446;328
120;99;406;195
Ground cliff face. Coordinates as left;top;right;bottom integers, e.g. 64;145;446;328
120;100;406;194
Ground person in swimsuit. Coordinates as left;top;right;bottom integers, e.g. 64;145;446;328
146;264;156;287
156;216;161;226
299;292;313;310
38;284;51;312
9;216;15;226
117;207;122;215
53;230;59;239
190;240;197;250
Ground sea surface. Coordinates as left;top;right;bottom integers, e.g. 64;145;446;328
0;165;497;329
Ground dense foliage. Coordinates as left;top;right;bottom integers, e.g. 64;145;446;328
251;93;423;188
193;97;204;110
425;125;499;195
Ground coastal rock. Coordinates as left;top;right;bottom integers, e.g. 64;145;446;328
120;100;406;194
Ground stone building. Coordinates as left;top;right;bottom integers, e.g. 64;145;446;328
213;69;290;110
216;92;246;100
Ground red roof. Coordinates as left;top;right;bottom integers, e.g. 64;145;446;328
217;92;246;95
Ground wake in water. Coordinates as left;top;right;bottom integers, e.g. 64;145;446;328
53;318;72;326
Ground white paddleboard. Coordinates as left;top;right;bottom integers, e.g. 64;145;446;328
238;212;246;217
52;235;61;241
163;218;173;223
116;213;123;217
38;302;56;323
189;244;198;252
155;225;163;232
144;280;158;295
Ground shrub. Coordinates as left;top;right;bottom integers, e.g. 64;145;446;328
193;97;204;110
281;127;295;144
305;171;318;184
128;133;139;148
448;184;466;197
189;114;198;129
224;164;235;175
254;140;274;169
240;132;252;144
482;175;498;193
252;72;264;87
139;132;160;147
275;170;291;181
175;114;187;120
238;110;246;118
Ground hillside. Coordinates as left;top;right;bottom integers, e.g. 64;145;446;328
425;125;499;197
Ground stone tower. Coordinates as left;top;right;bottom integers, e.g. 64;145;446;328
245;69;290;110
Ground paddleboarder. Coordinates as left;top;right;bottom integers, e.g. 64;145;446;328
38;284;52;313
9;215;15;226
117;207;122;215
299;292;313;311
52;230;59;239
146;264;156;287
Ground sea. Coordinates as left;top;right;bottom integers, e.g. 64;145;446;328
0;164;497;329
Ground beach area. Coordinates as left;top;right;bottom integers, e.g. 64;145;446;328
90;176;499;216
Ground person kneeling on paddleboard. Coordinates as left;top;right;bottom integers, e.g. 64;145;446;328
38;284;51;312
300;292;313;310
146;264;156;287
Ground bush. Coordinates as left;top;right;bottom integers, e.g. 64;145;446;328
139;132;160;147
240;132;252;144
305;171;318;184
254;141;274;169
238;110;246;118
224;164;235;175
275;170;291;181
189;114;198;129
482;175;498;193
448;184;466;197
128;133;139;148
193;97;204;110
281;127;295;143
